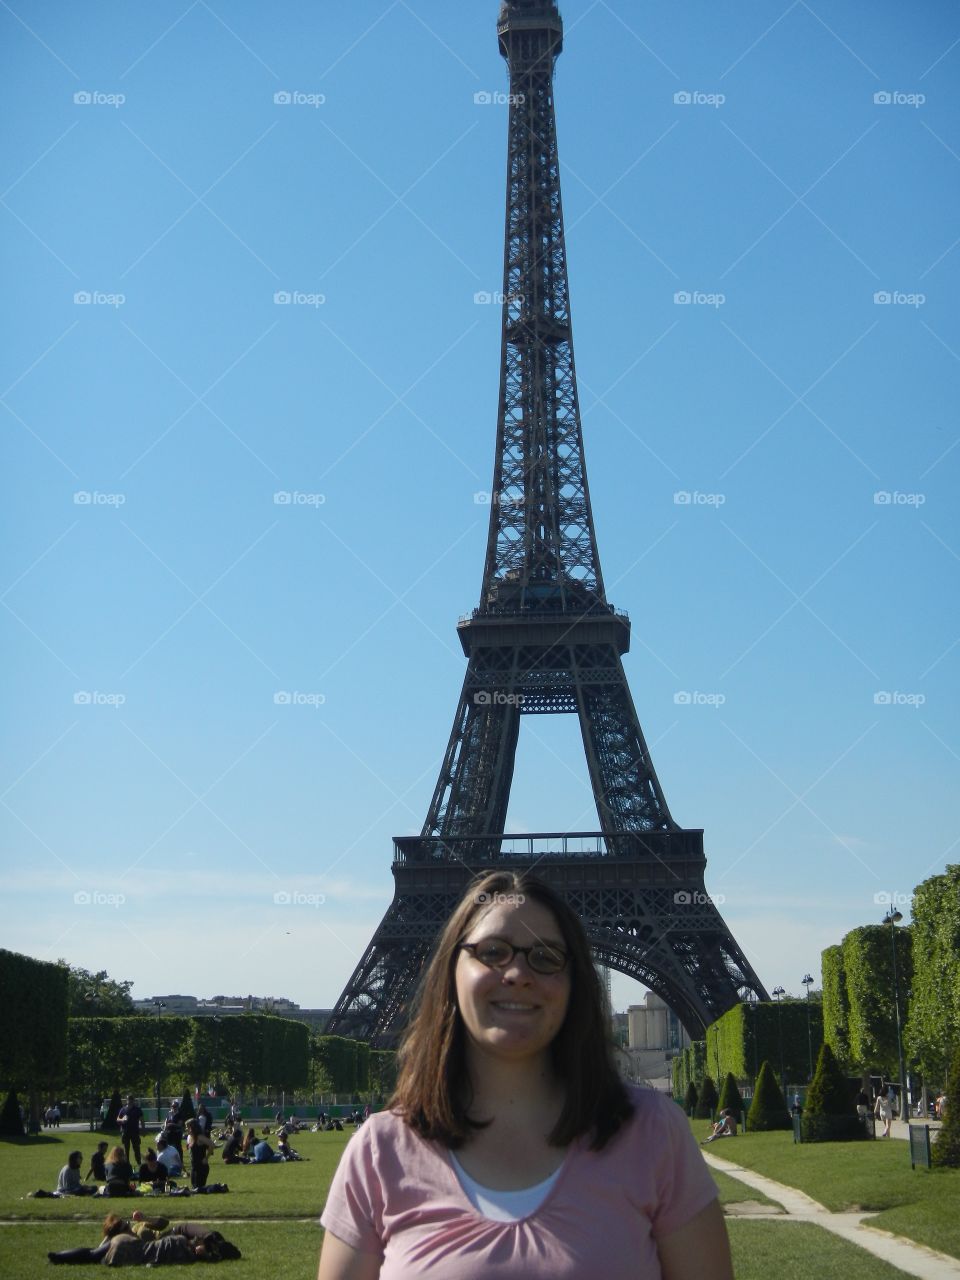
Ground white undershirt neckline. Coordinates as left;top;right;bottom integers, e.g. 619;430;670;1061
449;1152;564;1223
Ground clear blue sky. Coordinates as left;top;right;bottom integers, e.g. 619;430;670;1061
2;1;957;1014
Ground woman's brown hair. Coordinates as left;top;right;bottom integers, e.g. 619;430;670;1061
390;870;633;1151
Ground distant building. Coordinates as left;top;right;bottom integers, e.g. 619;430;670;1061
132;993;330;1028
615;992;690;1090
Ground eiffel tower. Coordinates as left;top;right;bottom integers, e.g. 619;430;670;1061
326;0;767;1045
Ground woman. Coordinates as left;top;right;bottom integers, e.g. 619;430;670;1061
240;1126;257;1158
185;1118;214;1190
318;871;732;1279
103;1145;135;1197
875;1083;894;1137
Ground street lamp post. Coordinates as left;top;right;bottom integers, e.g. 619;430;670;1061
772;986;786;1088
84;991;100;1131
802;974;815;1081
883;910;908;1119
153;1000;166;1124
212;1016;222;1098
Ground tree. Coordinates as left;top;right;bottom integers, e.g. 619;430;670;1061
717;1072;744;1122
59;963;134;1019
747;1061;791;1131
932;1044;960;1169
906;866;960;1084
683;1082;698;1117
820;945;851;1070
844;925;913;1077
102;1091;121;1132
802;1042;863;1141
0;1090;24;1137
0;950;69;1103
696;1076;719;1119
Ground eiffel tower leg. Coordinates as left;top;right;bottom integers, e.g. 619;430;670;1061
575;647;673;832
323;872;467;1044
422;665;521;839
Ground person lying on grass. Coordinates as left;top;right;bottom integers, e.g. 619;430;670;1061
46;1213;241;1265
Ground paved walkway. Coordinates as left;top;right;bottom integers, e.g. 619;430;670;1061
704;1151;960;1280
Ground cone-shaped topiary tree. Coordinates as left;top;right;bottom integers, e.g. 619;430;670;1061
683;1082;698;1117
0;1090;24;1136
932;1044;960;1168
802;1042;863;1141
696;1076;719;1119
101;1090;121;1132
718;1072;745;1124
747;1061;792;1131
178;1089;195;1122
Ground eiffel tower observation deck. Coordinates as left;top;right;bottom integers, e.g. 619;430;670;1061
325;0;767;1045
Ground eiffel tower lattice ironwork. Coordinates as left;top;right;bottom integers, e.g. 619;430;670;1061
325;0;767;1046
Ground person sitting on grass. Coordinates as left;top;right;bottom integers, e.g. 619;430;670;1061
156;1135;183;1178
240;1127;257;1159
221;1128;244;1164
103;1145;136;1197
701;1110;738;1144
55;1151;98;1196
85;1141;109;1183
252;1138;281;1163
137;1149;166;1189
46;1213;242;1265
276;1132;304;1161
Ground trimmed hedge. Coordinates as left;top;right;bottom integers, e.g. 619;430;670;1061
747;1061;791;1131
695;1076;719;1119
802;1043;865;1142
906;865;960;1083
932;1043;960;1168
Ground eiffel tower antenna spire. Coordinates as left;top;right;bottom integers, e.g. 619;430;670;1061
325;2;767;1045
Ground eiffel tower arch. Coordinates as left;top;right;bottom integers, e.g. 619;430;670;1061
326;0;767;1046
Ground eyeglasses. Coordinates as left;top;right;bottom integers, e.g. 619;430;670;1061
458;936;569;975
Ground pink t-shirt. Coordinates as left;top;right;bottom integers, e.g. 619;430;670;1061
320;1086;717;1278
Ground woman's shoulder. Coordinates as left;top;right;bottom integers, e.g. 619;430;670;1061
603;1086;690;1147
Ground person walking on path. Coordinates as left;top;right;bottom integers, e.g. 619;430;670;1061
875;1083;894;1137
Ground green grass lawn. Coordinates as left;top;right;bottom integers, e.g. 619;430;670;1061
0;1129;351;1221
690;1118;960;1260
726;1221;912;1279
0;1221;323;1280
3;1125;957;1276
710;1167;782;1209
